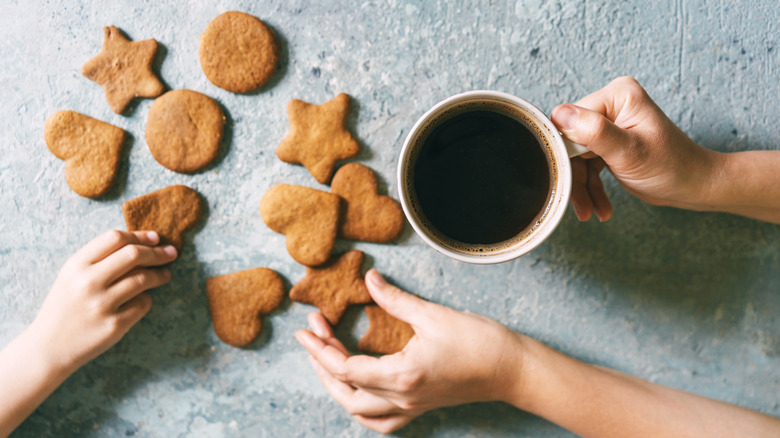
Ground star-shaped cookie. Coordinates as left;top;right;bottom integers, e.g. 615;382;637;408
289;250;371;325
82;26;164;114
276;93;360;184
358;305;415;355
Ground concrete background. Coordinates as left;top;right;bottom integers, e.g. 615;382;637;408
1;0;778;436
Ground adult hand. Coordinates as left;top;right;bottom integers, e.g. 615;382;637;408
551;76;721;221
295;269;526;434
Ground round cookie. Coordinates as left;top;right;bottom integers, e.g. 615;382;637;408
146;89;225;173
199;11;279;93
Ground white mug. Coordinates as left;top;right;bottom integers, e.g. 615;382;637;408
397;90;587;264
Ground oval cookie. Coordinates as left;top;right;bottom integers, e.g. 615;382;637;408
199;11;279;93
146;89;225;173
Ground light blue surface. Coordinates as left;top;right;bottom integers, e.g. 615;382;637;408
1;0;778;436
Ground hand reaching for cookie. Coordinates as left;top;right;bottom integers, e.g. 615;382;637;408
295;269;525;434
552;76;780;224
297;269;780;436
0;230;176;437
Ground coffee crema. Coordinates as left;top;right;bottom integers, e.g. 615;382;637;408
407;101;555;253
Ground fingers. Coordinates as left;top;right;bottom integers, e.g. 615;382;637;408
73;230;160;266
295;329;400;390
569;157;594;221
353;414;415;435
551;104;633;164
569;158;613;222
308;312;349;355
114;292;153;330
309;356;402;417
365;270;431;328
107;267;171;309
92;243;177;284
587;159;613;221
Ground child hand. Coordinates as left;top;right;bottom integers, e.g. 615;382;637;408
295;269;526;434
28;230;177;373
551;76;720;221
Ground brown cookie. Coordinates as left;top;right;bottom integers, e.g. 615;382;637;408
289;250;371;325
206;267;286;347
331;163;405;243
82;26;164;114
122;185;203;251
259;184;340;267
44;110;127;198
145;89;225;173
358;305;415;355
199;11;279;93
276;93;360;184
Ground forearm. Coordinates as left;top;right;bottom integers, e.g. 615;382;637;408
506;336;780;438
701;151;780;224
0;328;73;437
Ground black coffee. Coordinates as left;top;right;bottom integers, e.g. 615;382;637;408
413;109;551;245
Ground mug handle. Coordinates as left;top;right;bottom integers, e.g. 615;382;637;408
562;136;589;157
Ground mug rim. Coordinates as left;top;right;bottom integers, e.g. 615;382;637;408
397;90;573;264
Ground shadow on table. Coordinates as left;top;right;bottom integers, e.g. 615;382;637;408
15;203;215;437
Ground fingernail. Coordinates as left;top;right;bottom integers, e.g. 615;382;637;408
367;269;386;287
162;268;171;280
554;104;579;131
163;245;177;258
146;231;159;242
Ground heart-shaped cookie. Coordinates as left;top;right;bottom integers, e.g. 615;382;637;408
260;184;340;266
122;185;203;252
207;267;286;347
44;110;126;198
331;163;404;243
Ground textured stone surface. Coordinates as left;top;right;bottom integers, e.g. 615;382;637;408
1;0;778;437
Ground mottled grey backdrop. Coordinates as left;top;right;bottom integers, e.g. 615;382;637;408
1;0;778;437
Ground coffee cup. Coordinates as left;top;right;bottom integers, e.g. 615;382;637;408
397;91;587;264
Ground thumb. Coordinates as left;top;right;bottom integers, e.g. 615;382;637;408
551;103;632;163
365;269;431;328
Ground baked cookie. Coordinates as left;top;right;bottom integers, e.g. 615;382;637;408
44;110;126;198
199;11;279;93
206;267;286;347
276;93;360;184
358;305;415;355
82;26;164;114
289;250;371;325
331;163;404;243
259;184;340;267
145;89;225;173
122;185;203;251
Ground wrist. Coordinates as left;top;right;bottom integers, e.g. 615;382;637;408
23;321;79;380
494;333;540;410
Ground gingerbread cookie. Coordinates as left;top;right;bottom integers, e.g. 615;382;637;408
82;26;164;114
276;93;360;184
289;250;371;325
122;185;203;251
44;110;127;198
199;11;279;93
145;89;225;173
207;267;286;347
259;184;340;267
331;163;404;243
358;305;415;355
